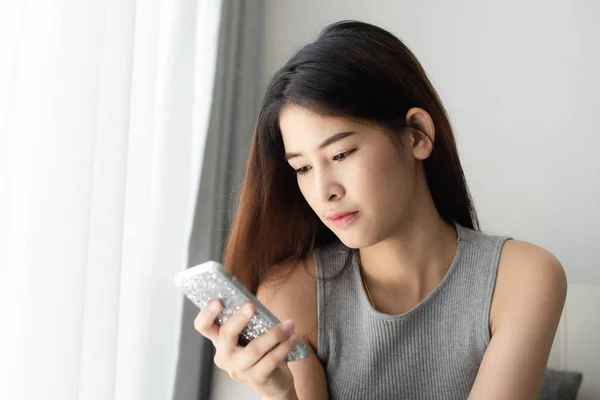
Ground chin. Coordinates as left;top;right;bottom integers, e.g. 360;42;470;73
333;230;379;250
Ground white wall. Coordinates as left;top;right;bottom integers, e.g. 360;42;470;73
260;0;600;284
211;1;600;398
548;284;600;399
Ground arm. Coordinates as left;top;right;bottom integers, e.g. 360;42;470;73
262;388;299;400
256;260;329;400
469;240;567;400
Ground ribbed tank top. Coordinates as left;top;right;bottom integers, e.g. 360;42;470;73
313;222;511;399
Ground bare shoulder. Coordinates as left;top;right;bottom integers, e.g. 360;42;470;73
255;254;328;399
471;240;568;398
490;239;568;335
255;255;319;349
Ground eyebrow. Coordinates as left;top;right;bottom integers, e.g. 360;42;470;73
284;131;356;161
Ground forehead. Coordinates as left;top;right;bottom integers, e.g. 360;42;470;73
279;105;359;146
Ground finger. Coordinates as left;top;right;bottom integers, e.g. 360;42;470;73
194;300;222;342
218;302;257;350
249;333;299;384
233;320;296;373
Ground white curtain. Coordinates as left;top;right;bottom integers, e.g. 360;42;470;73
0;0;222;399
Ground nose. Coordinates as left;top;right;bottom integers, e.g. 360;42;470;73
314;168;344;202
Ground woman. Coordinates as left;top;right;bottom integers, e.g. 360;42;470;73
194;20;566;400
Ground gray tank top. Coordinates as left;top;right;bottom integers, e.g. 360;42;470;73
313;222;511;399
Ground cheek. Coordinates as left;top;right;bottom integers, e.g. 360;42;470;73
296;179;318;208
359;150;411;206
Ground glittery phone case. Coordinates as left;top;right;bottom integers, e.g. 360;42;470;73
174;261;309;363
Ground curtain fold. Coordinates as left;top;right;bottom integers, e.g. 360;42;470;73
173;1;264;399
0;0;222;399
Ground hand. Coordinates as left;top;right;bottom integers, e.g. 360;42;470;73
194;300;299;399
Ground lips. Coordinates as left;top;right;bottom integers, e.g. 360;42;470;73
327;211;359;228
328;211;356;220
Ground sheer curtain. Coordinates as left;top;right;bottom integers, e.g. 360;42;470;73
0;0;222;399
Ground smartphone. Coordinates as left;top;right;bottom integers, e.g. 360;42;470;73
174;261;309;363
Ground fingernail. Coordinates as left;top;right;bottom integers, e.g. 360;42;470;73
209;300;220;312
288;333;298;342
243;304;254;317
280;320;295;334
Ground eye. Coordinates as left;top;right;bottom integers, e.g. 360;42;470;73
333;149;356;161
294;166;311;175
292;149;356;176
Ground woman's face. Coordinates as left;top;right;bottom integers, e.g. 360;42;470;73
279;104;431;248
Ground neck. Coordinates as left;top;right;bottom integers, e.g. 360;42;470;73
358;210;459;306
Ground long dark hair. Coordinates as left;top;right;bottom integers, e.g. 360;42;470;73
222;20;478;292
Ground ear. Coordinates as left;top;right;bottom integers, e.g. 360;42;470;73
405;107;435;161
